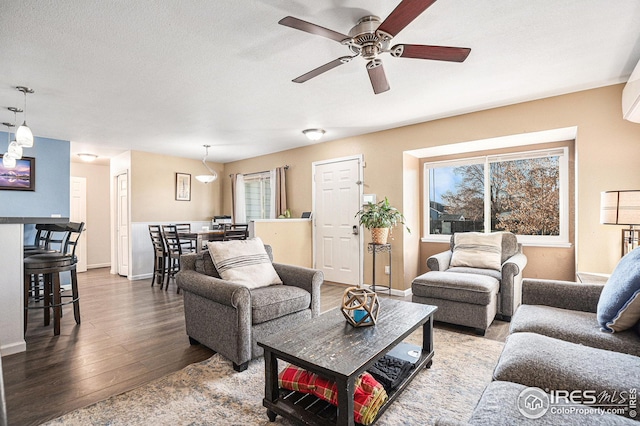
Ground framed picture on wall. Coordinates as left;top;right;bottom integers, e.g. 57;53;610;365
176;172;191;201
0;156;35;191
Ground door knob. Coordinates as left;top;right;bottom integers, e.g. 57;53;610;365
352;225;359;235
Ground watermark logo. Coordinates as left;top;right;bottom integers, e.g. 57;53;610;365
517;387;550;419
517;387;638;419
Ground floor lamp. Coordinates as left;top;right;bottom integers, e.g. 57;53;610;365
600;190;640;256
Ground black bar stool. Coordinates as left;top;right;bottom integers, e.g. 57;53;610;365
23;222;84;336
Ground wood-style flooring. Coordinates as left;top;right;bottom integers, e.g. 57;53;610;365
2;268;508;426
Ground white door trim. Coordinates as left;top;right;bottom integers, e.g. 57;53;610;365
311;154;364;286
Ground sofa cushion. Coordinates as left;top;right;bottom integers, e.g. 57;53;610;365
597;247;640;332
510;304;640;357
450;232;503;271
446;267;502;282
250;285;310;324
493;332;640;420
412;271;499;306
207;238;282;289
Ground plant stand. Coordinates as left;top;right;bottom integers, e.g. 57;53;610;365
368;243;391;295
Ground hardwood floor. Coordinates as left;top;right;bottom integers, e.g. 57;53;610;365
2;269;508;426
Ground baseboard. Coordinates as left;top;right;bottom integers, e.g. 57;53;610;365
1;340;26;356
130;273;153;281
88;263;111;269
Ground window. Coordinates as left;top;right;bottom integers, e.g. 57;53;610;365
424;147;569;245
243;172;272;221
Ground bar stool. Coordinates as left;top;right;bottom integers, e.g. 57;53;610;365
23;222;84;336
24;255;79;335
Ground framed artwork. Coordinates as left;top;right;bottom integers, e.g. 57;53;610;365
175;172;191;201
0;156;35;191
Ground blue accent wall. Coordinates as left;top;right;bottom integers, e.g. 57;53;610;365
0;132;70;218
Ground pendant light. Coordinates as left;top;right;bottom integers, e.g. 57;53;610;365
195;145;218;183
6;107;22;159
2;122;16;169
15;86;34;148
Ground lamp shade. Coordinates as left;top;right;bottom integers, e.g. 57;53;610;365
600;190;640;225
195;174;217;184
2;153;16;169
16;122;33;148
7;141;22;159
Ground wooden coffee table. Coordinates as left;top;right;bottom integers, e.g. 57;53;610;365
258;299;437;426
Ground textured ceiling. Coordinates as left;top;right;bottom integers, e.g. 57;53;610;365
1;0;640;164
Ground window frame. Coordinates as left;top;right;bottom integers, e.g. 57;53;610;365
422;147;570;246
243;171;272;221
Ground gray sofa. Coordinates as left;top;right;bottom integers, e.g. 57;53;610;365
176;247;323;371
439;278;640;425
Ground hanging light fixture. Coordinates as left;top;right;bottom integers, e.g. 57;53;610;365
195;145;218;183
302;128;325;141
6;107;22;160
2;121;16;169
15;86;34;148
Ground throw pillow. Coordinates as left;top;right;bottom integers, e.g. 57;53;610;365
450;232;503;271
597;247;640;333
206;237;282;289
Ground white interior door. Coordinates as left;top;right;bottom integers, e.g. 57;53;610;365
70;176;87;272
313;156;362;285
116;173;129;277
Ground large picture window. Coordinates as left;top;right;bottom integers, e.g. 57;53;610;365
425;147;569;245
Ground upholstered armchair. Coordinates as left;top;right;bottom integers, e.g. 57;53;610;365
176;245;323;372
426;232;527;321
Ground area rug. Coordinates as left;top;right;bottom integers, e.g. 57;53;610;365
45;328;504;425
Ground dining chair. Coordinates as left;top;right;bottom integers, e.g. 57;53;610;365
174;223;196;253
223;223;249;241
148;225;167;288
161;225;183;293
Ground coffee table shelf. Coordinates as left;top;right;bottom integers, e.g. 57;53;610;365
259;299;437;426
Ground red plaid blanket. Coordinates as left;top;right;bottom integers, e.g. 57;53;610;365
278;364;388;425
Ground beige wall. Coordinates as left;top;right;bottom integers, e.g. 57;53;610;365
131;150;224;222
223;84;640;289
71;162;111;268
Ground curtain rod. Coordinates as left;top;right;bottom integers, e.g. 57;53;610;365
229;165;289;178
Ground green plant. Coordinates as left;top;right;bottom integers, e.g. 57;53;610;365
355;197;410;233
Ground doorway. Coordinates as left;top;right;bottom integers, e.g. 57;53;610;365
312;155;363;286
115;172;129;277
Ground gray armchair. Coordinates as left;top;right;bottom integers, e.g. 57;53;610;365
426;232;527;320
176;246;323;371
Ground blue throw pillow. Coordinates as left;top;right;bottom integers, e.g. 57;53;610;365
597;248;640;332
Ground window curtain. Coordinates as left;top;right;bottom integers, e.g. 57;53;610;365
232;173;247;223
273;166;287;217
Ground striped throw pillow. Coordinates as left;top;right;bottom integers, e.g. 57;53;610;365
207;237;282;289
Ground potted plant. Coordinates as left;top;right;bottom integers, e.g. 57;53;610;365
355;197;410;244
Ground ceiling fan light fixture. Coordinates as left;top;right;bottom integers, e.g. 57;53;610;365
303;128;325;141
77;153;98;162
196;144;218;184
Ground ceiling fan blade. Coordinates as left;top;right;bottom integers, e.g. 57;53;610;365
377;0;438;40
366;60;390;94
292;56;353;83
279;16;349;43
391;44;471;62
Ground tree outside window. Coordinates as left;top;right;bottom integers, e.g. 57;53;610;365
426;149;566;241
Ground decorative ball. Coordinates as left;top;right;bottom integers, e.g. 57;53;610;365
340;287;380;327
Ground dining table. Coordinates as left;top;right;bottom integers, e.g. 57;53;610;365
178;229;225;253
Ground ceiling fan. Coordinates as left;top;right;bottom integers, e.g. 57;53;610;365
278;0;471;95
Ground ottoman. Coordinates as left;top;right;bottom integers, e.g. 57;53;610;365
412;271;499;335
